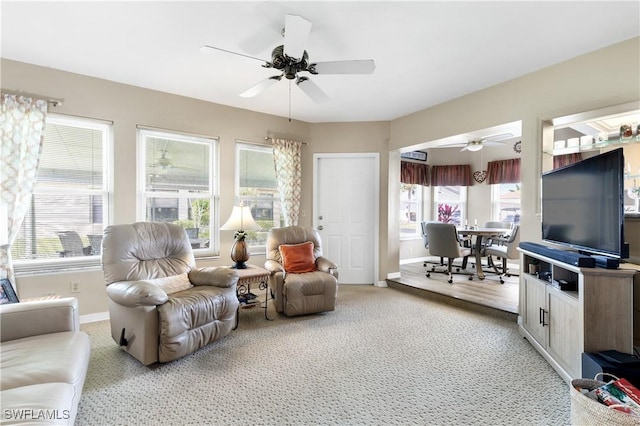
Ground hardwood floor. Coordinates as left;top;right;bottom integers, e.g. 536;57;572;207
387;257;520;321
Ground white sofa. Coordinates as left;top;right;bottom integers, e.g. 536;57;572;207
0;298;90;425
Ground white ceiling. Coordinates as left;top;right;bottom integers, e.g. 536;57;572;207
1;1;639;125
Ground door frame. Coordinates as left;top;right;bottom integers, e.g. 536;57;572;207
312;152;380;285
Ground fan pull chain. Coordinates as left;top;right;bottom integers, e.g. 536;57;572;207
288;80;292;122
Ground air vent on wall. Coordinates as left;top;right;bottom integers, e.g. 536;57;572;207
400;151;427;162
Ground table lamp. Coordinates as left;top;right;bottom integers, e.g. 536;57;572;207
220;202;261;269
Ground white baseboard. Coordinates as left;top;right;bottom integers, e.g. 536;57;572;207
375;280;388;287
386;272;401;280
80;311;109;324
400;256;430;265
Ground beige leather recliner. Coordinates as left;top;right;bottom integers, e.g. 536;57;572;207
265;226;338;316
102;222;239;365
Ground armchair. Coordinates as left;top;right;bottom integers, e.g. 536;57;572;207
425;222;471;284
265;226;338;316
102;222;239;365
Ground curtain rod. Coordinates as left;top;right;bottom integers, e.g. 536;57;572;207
264;136;308;145
1;89;63;107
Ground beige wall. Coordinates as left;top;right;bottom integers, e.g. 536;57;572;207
2;59;394;313
390;37;640;258
2;59;310;315
308;122;391;283
2;36;639;317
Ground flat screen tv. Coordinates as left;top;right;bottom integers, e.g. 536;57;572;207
541;147;625;258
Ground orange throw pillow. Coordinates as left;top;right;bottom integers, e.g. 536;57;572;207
279;242;316;273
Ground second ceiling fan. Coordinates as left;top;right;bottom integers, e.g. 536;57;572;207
438;133;515;152
202;14;376;104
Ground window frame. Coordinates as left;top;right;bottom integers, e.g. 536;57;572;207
432;185;467;226
491;182;521;225
235;141;282;254
137;127;220;257
13;114;113;274
400;183;425;240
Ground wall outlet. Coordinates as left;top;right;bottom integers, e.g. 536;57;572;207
70;281;80;293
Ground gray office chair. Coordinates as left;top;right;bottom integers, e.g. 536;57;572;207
483;225;520;284
420;221;444;268
480;221;513;250
425;222;471;284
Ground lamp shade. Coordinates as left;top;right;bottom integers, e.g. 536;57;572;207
220;204;261;231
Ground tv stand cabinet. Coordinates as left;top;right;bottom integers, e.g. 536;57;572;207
518;247;636;382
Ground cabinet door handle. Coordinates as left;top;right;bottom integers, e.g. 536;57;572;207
539;307;543;325
539;307;549;326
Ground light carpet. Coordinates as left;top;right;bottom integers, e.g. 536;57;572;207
77;285;570;425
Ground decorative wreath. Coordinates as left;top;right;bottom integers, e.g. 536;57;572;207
513;140;522;153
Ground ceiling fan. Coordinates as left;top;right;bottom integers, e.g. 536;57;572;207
148;149;200;176
153;150;172;169
201;14;376;106
439;133;515;152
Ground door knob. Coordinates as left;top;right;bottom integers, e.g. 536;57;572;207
317;225;324;230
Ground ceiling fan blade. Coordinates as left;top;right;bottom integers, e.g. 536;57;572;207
284;14;312;60
237;2;286;55
239;75;282;98
310;60;376;75
200;45;268;63
482;132;514;142
296;77;329;103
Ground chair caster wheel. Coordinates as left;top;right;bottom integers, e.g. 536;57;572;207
455;268;460;272
468;276;473;281
448;279;453;284
426;273;431;278
500;279;505;284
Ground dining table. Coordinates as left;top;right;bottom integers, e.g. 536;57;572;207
457;227;512;280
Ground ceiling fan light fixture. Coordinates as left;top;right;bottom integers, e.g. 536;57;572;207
466;141;483;151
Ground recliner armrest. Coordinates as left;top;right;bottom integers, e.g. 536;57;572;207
264;260;285;273
0;297;80;342
188;267;238;288
106;281;168;307
316;256;338;274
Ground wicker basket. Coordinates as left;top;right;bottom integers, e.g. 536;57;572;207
570;378;640;425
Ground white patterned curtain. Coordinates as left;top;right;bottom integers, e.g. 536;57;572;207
0;94;48;287
272;138;302;226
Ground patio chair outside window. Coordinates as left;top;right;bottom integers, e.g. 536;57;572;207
57;231;92;257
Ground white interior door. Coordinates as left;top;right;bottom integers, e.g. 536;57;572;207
314;154;379;284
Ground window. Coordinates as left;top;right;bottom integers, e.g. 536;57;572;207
138;128;218;254
236;142;282;252
433;186;466;226
492;183;521;224
12;115;111;267
400;184;423;238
